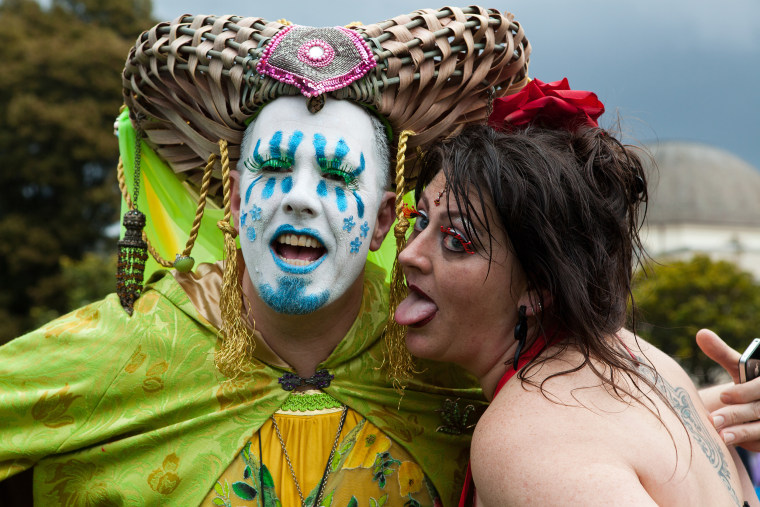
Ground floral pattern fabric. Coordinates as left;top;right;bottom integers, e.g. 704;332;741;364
205;410;441;506
0;261;485;506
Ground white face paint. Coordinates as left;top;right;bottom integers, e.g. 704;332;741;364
237;96;387;315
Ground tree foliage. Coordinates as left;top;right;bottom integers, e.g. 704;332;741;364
0;0;154;344
632;255;760;384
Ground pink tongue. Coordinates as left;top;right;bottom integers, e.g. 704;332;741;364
395;290;438;326
277;244;324;261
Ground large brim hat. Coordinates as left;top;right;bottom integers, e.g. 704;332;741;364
122;6;531;200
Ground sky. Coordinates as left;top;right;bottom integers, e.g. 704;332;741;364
148;0;760;170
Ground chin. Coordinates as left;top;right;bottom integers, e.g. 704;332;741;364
404;329;444;363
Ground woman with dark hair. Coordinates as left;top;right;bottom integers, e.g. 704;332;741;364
394;79;759;506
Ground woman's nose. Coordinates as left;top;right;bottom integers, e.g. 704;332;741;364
399;228;433;274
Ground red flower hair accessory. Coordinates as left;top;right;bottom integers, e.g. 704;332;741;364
488;78;604;132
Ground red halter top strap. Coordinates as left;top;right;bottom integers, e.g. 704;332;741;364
458;333;559;507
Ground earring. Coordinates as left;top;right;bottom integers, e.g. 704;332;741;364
513;305;527;368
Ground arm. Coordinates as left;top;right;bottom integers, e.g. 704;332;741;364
697;328;760;452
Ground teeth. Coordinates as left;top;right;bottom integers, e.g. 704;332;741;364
278;233;320;248
282;258;311;266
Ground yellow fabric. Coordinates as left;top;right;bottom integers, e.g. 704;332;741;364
204;407;439;506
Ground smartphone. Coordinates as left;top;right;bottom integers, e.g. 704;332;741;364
739;338;760;383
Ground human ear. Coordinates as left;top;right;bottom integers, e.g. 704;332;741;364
369;191;396;251
229;170;241;234
518;290;552;316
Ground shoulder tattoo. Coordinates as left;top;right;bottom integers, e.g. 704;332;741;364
635;355;740;506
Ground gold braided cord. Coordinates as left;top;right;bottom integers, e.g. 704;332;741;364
384;130;416;388
214;139;256;378
181;154;215;258
116;153;217;268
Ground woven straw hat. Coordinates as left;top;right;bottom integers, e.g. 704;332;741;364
122;6;530;199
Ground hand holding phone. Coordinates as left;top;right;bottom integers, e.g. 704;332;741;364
739;338;760;383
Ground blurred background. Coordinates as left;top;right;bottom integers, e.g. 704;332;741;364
1;0;759;359
4;0;759;377
0;0;759;501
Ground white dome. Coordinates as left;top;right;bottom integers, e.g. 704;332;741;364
643;141;760;227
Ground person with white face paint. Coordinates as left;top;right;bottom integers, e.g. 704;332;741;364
236;97;391;318
2;7;759;506
0;8;534;505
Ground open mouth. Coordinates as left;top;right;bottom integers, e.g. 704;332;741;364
272;232;327;267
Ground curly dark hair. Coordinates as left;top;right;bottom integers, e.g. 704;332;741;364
414;122;651;392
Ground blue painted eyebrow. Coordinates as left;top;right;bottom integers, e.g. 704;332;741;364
335;138;349;161
253;139;264;164
312;134;367;176
287;131;304;159
355;152;366;177
269;131;283;159
313;133;326;161
253;131;301;166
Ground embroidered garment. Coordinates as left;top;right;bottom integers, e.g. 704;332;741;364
204;391;440;506
0;261;484;506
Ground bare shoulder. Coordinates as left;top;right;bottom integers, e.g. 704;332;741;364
470;333;752;506
470;354;659;505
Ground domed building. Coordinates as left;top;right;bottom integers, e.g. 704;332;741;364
641;141;760;278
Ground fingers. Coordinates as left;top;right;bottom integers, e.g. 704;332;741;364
712;416;760;452
696;328;741;384
719;378;760;405
712;399;760;430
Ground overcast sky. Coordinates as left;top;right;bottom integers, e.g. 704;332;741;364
149;0;760;170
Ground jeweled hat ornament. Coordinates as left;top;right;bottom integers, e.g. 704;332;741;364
117;6;531;379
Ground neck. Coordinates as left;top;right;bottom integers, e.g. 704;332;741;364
477;344;517;402
242;267;365;378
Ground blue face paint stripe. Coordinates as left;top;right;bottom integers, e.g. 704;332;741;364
253;139;264;164
354;152;366;177
281;176;293;194
287;131;304;159
335;187;347;212
244;175;263;205
269;131;283;159
262;177;276;199
313;133;326;161
335;138;349;162
317;180;328;198
352;190;364;219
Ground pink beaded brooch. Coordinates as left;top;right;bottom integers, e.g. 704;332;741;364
257;25;377;98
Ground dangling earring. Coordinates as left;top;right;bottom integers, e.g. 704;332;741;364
513;305;527;368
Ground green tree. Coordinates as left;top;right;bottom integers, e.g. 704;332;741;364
0;0;154;344
632;254;760;385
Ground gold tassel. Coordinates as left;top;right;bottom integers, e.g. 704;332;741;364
214;139;255;378
383;130;416;388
